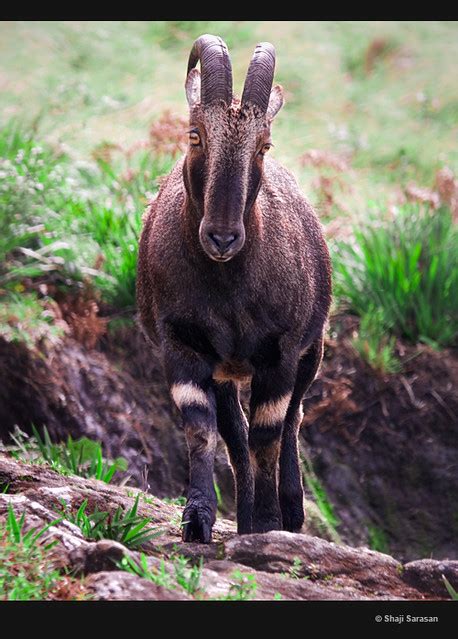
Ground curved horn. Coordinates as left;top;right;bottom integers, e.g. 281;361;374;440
187;34;233;106
241;42;276;113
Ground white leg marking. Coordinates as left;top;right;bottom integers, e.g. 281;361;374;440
171;382;210;410
252;393;292;427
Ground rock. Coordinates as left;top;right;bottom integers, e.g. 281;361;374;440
69;540;128;575
85;571;191;600
402;559;458;597
0;491;89;556
223;531;422;599
0;454;449;601
200;559;370;600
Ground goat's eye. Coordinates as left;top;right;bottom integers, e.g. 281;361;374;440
259;143;272;156
189;131;201;146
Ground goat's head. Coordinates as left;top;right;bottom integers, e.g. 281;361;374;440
183;35;284;262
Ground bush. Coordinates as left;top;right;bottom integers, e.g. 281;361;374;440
0;292;63;347
332;204;458;348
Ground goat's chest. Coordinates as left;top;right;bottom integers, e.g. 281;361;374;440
165;292;288;378
159;250;303;372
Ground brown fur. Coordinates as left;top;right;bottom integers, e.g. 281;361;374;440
136;40;332;541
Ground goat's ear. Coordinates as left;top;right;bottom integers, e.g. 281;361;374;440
267;84;284;120
185;68;201;108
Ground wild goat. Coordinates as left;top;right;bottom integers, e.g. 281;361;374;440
137;35;332;542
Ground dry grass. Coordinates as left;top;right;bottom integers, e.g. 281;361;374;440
58;290;108;350
149;109;188;157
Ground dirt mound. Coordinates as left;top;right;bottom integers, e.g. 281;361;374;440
0;316;457;561
0;330;234;506
301;316;458;561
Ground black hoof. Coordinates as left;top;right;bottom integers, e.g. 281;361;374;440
280;490;305;533
181;499;216;543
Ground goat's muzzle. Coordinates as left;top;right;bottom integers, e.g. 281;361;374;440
199;221;246;262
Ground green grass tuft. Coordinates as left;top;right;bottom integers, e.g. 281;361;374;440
57;494;163;549
332;204;458;347
219;570;258;601
8;425;128;484
302;454;340;533
351;307;402;375
442;575;458;601
0;504;65;600
118;551;203;595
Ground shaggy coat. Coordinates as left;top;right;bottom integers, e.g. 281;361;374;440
137;35;332;542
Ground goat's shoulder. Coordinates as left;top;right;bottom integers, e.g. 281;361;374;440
260;157;324;243
261;158;315;220
150;156;185;218
140;156;186;252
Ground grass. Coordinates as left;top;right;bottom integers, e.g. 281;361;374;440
332;203;458;348
0;122;173;325
119;552;258;600
1;21;457;217
351;307;402;375
0;291;63;347
0;503;74;600
163;496;187;507
118;551;203;596
1;22;456;349
219;570;258;601
8;425;128;484
285;557;304;580
172;554;204;595
56;494;163;549
367;524;390;554
443;575;458;601
301;454;340;535
119;552;174;589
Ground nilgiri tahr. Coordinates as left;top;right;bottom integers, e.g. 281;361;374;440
137;34;332;542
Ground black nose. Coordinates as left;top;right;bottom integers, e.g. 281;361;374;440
208;232;237;254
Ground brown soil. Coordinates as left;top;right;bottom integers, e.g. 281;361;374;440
301;315;458;561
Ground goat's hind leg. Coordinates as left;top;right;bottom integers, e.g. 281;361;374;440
165;344;218;543
215;381;254;534
279;335;324;532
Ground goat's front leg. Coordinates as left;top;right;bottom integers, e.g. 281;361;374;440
249;361;296;533
165;344;217;543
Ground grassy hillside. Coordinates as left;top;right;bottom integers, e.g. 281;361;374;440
1;20;457;218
